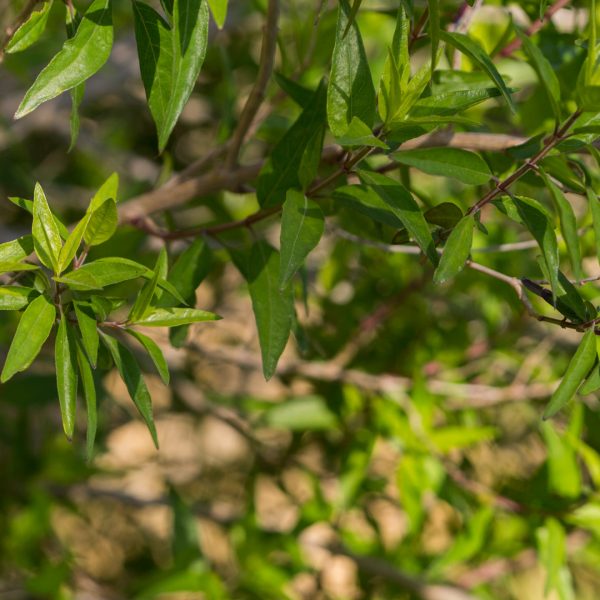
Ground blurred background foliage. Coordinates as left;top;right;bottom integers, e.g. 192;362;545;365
1;0;600;599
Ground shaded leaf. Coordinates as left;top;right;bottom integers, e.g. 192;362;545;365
424;203;463;229
279;190;325;289
327;0;376;136
515;27;561;121
544;329;596;419
74;301;99;367
75;338;97;461
358;170;439;265
434;215;475;284
257;81;326;207
126;329;170;385
541;169;583;280
513;196;560;300
245;242;294;380
100;331;159;448
129;248;166;322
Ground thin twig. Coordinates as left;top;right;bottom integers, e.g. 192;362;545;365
224;0;280;169
466;110;582;215
501;0;573;57
120;132;527;226
334;229;592;334
188;339;556;407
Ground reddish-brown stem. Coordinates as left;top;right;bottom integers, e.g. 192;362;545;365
500;0;572;57
466;109;582;216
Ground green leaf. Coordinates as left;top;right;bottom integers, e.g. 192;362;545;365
0;287;36;311
207;0;227;28
336;117;388;149
100;331;159;448
274;72;314;108
15;0;113;119
334;184;404;229
440;31;515;113
66;7;85;151
434;215;475;284
587;187;600;267
513;196;560;300
515;27;561;122
6;0;53;54
0;236;34;263
159;238;212;346
74;301;99;368
133;0;209;151
543;329;597;419
75;338;97;462
8;196;70;239
427;0;440;75
327;0;376;136
88;172;119;211
540;169;583;280
358;170;439;266
84;198;118;247
580;361;600;395
55;315;78;440
32;183;62;273
245;242;294;380
130;307;220;327
129;248;166;322
257;81;327;207
342;0;364;38
424;203;463;229
1;294;56;383
389;50;440;122
55;257;148;290
0;262;38;274
279;190;325;289
58;212;92;274
392;147;492;185
536;518;568;596
265;396;337;431
125;329;170;385
298;124;326;189
540;155;586;194
378;4;409;122
410;87;503;117
68;83;85;151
